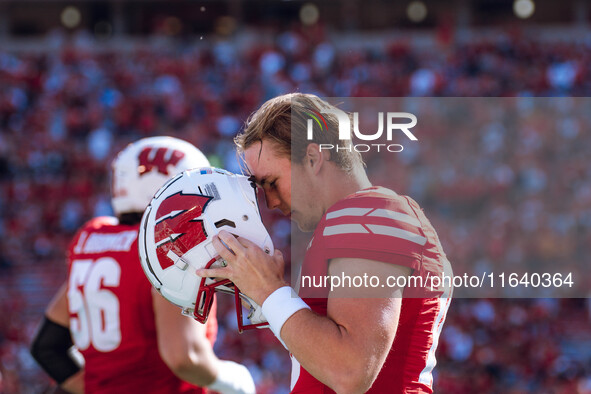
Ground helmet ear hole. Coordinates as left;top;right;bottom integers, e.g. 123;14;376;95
214;219;236;228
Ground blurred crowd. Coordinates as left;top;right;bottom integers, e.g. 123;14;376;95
0;25;590;393
363;96;591;297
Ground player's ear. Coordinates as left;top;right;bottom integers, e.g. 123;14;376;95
304;143;326;175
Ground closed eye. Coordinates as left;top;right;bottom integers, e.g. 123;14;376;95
247;175;260;190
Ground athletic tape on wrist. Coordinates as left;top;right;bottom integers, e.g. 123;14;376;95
262;286;310;344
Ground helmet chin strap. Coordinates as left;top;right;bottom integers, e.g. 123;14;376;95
243;295;267;325
234;289;269;333
210;284;269;329
167;249;190;270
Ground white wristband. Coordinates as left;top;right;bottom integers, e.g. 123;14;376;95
262;286;310;344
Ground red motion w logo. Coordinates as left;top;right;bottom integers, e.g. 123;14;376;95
138;147;185;176
154;192;213;270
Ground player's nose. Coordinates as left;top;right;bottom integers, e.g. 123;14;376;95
264;191;281;210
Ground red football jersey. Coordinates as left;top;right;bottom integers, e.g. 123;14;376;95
66;217;217;394
294;187;453;393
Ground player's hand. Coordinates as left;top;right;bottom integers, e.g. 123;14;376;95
196;230;286;305
208;360;256;394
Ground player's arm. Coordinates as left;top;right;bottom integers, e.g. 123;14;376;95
152;287;217;386
30;282;84;394
152;288;255;394
200;231;409;393
279;258;409;393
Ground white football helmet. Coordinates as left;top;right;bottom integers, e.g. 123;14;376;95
138;167;274;332
111;136;210;216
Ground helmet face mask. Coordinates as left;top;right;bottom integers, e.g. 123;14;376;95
193;259;268;332
139;167;274;332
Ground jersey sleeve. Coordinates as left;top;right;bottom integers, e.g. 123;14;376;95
319;194;426;271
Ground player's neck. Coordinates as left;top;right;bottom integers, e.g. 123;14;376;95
322;166;372;213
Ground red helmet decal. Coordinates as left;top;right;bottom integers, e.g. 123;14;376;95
138;147;185;176
154;192;213;270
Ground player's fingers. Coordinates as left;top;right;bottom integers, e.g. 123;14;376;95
218;230;247;255
273;249;283;259
196;267;230;279
212;234;236;262
272;249;284;269
234;235;256;249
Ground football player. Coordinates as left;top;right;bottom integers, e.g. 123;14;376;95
31;137;255;394
197;93;453;393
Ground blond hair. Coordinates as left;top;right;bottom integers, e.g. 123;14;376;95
235;93;363;172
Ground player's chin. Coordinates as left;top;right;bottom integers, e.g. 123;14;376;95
294;216;315;233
